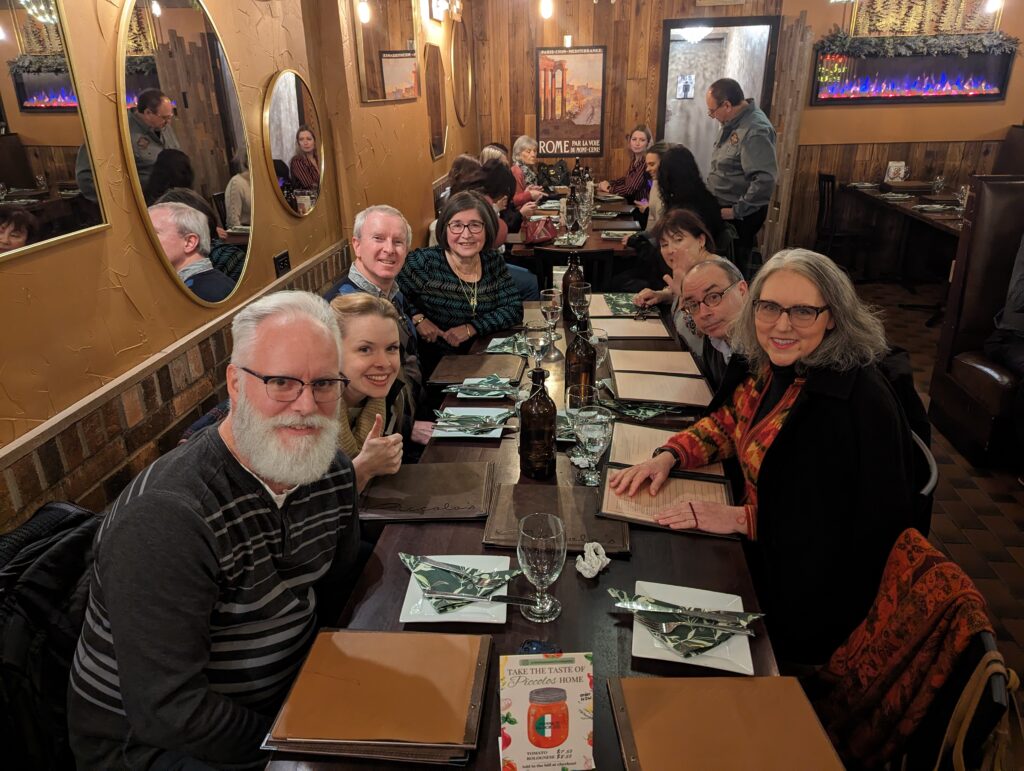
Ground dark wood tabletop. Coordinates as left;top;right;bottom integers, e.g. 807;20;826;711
845;185;964;237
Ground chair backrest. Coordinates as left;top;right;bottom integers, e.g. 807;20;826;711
534;247;615;292
993;125;1024;174
817;173;837;234
211;191;227;227
0;501;100;770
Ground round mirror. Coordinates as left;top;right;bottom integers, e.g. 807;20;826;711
451;20;471;128
117;0;251;305
424;44;447;160
262;70;324;217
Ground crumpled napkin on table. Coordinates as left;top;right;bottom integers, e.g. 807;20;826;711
575;542;611;578
399;553;521;612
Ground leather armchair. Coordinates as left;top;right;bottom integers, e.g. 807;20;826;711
928;175;1024;464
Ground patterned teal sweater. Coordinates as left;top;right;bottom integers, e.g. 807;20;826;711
398;246;524;350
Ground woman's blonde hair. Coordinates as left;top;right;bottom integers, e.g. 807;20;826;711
329;292;403;337
731;248;888;372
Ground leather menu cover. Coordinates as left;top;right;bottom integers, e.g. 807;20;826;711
608;422;725;478
482;483;630;554
360;462;495;522
598;471;736;538
266;630;491;750
608;677;844;771
614;372;712;408
428;353;526;385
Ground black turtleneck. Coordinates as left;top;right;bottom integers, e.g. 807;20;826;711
752;363;797;425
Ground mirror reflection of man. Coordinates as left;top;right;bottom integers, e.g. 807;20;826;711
679;257;748;393
149;202;235;302
129;89;181;188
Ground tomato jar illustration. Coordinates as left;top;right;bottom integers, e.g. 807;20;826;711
526;687;569;748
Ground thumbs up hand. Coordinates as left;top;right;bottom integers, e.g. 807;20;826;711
351;413;403;491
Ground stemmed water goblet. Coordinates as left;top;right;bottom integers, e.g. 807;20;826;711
523;320;552;370
589;328;608;371
566;384;597;427
517;512;567;623
572;405;614;486
568;281;592;333
540;288;562;343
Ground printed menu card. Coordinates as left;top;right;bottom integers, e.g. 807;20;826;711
498;652;594;771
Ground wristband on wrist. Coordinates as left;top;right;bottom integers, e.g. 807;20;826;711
652;447;679;471
413;314;425;326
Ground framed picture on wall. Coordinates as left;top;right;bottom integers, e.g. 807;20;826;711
380;51;420;101
676;74;695;100
535;46;606;157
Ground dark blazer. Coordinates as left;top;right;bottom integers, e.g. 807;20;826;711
716;362;916;664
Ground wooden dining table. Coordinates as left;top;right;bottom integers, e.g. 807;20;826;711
269;306;779;770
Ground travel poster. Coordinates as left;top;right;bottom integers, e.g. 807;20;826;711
535;47;605;157
380;50;419;100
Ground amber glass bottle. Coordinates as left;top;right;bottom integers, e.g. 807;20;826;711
519;368;557;480
565;312;596;393
561;253;584;328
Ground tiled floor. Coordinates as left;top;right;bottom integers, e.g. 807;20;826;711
860;282;1024;675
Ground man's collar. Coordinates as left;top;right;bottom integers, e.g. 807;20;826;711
348;262;398;300
723;99;753;129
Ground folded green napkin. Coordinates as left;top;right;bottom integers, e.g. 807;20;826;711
440;374;516;398
598;395;690;421
486;334;530;356
601;293;638;316
399;553;522;612
553;231;589;248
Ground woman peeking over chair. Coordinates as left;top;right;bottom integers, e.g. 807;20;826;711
329;293;407;491
399;191;524;376
610;248;916;664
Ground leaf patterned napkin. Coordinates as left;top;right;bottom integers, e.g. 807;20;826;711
399;553;522;613
486;334;531;356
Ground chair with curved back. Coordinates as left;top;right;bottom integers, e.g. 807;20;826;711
814;173;869;271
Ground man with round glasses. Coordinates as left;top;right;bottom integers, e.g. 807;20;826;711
69;291;360;768
680;257;748;392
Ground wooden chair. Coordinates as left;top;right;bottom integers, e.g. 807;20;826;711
532;247;614;292
814;173;868;270
211;192;227;228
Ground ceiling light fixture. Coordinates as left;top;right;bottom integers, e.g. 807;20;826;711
540;0;554;20
19;0;59;25
679;26;712;44
150;1;162;18
984;0;1003;12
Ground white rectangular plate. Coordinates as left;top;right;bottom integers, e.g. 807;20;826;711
457;377;511;400
399;555;512;624
631;580;754;675
432;407;509;439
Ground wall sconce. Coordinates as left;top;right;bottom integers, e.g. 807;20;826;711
0;24;5;41
357;0;371;24
540;0;553;19
150;1;162;18
563;35;572;48
984;0;1003;11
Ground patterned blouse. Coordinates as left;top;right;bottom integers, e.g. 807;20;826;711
659;368;806;539
608;154;650;200
289;154;320;189
397;246;524;351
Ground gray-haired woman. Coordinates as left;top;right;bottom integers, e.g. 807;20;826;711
610;248;916;664
511;135;545;207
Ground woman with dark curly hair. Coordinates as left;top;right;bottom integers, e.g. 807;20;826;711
657;145;732;255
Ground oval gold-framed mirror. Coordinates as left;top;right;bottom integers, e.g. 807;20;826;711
262;69;325;218
0;0;109;264
424;44;446;160
450;19;471;128
352;0;420;103
116;0;252;306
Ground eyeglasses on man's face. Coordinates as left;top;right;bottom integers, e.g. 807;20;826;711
239;366;349;403
447;220;485;235
681;281;740;315
753;300;830;327
707;101;728;119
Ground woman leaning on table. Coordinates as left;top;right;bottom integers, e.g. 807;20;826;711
609;248;916;664
398;191;524;376
597;124;652;202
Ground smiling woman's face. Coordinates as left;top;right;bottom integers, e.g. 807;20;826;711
341;315;401;405
754;269;834;367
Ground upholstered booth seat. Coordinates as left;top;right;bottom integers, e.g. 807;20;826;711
950;353;1019;416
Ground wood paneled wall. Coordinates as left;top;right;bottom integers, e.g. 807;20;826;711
472;0;782;181
786;140;1002;248
25;145;79;185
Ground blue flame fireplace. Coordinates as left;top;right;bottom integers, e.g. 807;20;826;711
11;70;78;112
811;50;1013;105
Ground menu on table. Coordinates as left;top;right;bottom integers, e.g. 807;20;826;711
614;372;712;408
428;353;526;385
499;652;594;771
608;348;700;376
600;317;672;339
360;462;496;522
608;423;725;478
598;473;735;537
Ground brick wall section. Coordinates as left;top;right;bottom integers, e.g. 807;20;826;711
0;244;348;533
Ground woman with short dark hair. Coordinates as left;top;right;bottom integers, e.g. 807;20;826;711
399;191;523;375
0;206;38;253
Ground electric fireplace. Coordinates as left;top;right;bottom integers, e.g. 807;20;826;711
11;70;78;112
811;51;1013;106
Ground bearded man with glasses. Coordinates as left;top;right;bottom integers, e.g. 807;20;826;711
69;291;360;769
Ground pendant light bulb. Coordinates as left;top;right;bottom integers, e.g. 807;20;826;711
984;0;1002;12
357;0;371;24
150;1;162;17
540;0;554;20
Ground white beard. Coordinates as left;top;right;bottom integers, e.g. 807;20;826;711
232;388;341;488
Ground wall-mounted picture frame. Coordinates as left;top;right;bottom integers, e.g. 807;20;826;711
380;50;419;101
535;46;606;157
676;73;695;100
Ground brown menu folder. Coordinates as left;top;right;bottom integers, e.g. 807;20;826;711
608;422;725;478
600;317;672;339
264;630;491;762
608;348;701;376
615;372;712;408
482;483;630;554
608;677;844;771
360;462;495;522
427;353;526;385
598;471;735;537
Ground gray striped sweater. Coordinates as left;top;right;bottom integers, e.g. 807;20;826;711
68;426;359;769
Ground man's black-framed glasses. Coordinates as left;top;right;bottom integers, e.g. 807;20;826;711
239;367;349;403
681;280;740;315
753;300;830;327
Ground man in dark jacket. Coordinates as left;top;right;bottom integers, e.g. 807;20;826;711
679;257;748;394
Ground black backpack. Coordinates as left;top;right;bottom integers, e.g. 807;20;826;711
0;501;100;770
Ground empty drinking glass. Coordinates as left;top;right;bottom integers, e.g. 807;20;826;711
517;512;567;623
572;405;614;486
524;321;552;370
540;288;562;342
568;281;592;332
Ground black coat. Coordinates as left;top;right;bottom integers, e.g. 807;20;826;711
713;362;917;664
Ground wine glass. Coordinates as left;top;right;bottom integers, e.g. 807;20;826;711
517;512;566;623
34;174;46;191
523;320;552;370
540;288;562;343
565;384;597;429
568;281;592;333
572;405;614;486
931;175;946;194
589;328;608;371
956;185;969;213
0;183;8;202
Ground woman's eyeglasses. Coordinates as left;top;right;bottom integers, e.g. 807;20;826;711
680;281;739;315
447;221;485;235
753;300;830;327
239;367;349;402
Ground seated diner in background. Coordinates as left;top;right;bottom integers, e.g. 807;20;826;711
679;257;749;393
398;191;524;376
289;124;321;191
224;157;252;228
329;293;406;491
156;187;247;282
0;206;38;254
143;148;194;206
67;291;360;769
479;141;510;164
510;135;546;207
596;124;652;202
657;144;731;257
641;140;675;228
609;248;916;664
148;202;235;302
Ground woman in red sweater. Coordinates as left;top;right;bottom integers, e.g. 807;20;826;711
597;124;652;202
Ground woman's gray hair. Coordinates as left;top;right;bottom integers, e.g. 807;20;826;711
353;204;412;246
512;135;538;161
149;202;210;257
731;248;888;372
231;290;342;366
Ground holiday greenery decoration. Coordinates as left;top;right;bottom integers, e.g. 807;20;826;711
816;27;1019;58
7;54;156;77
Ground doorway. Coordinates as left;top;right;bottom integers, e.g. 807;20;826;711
657;17;780;175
